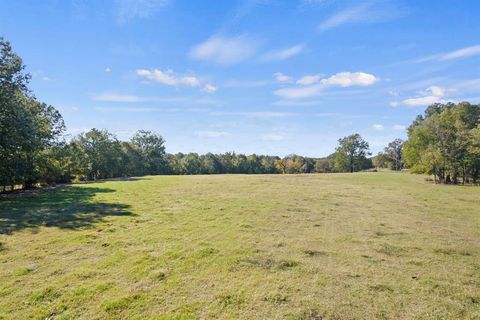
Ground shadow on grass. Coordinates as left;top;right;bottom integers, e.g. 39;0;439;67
0;186;134;234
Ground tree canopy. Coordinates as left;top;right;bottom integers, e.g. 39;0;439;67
403;102;480;184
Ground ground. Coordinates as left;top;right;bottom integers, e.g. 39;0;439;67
0;173;479;319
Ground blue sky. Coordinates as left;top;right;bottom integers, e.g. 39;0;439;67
2;0;480;157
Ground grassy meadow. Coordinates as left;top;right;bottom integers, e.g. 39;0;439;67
0;173;479;319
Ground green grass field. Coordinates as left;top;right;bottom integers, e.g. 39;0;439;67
0;173;479;319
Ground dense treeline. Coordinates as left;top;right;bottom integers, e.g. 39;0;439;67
0;37;376;191
2;38;479;190
403;102;480;184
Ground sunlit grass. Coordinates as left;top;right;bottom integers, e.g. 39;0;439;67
0;173;479;319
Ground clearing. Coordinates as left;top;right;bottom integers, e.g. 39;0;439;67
0;173;479;319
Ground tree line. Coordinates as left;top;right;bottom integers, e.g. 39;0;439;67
403;102;480;184
0;38;377;191
2;37;479;190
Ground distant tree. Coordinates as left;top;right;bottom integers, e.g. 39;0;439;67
70;129;122;180
182;153;201;174
130;130;167;175
334;134;371;172
201;153;223;174
372;152;389;169
384;139;404;171
260;156;280;174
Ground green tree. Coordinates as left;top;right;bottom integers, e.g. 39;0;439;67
334;134;371;172
70;129;122;180
384;139;404;171
130;130;167;175
0;37;64;189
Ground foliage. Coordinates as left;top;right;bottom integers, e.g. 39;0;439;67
403;102;480;183
0;37;65;190
333;133;372;172
373;139;404;171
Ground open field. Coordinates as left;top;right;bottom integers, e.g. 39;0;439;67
0;173;479;319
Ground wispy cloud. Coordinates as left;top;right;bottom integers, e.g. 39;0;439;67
92;93;144;102
136;69;217;93
194;131;231;138
223;79;271;87
201;83;217;93
318;1;404;32
416;44;480;63
296;74;322;86
274;84;323;99
95;107;166;113
321;72;378;87
212;111;296;118
393;124;406;131
274;72;378;99
273;72;293;83
261;132;284;141
261;44;304;61
272;100;321;107
136;69;201;87
189;34;259;65
115;0;169;23
372;124;384;131
399;85;447;107
91;92;186;103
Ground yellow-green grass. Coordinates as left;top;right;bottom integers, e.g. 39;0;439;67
0;173;479;319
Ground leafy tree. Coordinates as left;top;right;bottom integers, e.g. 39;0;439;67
70;129;122;180
182;153;201;174
384;139;404;171
404;102;480;184
130;130;167;175
334;134;371;172
0;37;64;189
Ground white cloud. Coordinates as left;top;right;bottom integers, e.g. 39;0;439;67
261;44;304;61
372;124;384;131
402;95;444;107
189;35;258;65
272;100;321;107
274;72;293;83
105;67;111;72
201;83;217;94
318;1;403;32
388;90;399;96
274;71;378;99
223;79;270;87
194;131;231;138
318;3;371;31
91;92;186;103
423;85;445;97
401;85;447;107
418;44;480;62
212;111;295;118
390;101;399;107
42;76;50;81
440;45;480;60
274;84;323;99
320;72;378;87
92;93;143;102
136;69;201;87
393;125;406;131
261;133;284;141
296;74;321;86
116;0;169;23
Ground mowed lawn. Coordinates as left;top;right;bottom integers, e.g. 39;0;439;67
0;173;479;319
